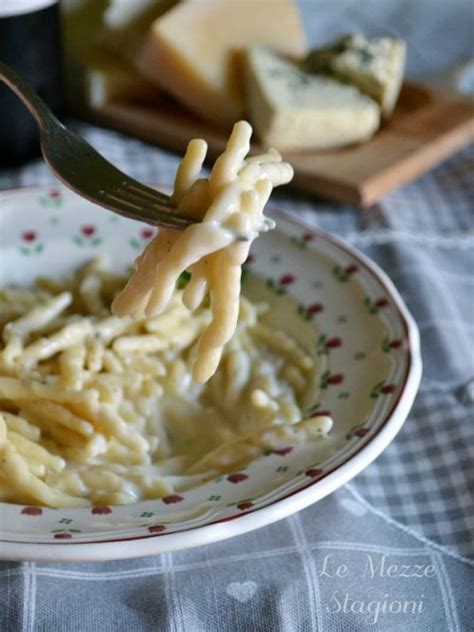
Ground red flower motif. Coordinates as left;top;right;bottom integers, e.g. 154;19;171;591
148;524;166;533
305;468;324;478
302;232;315;242
307;303;324;314
272;446;293;456
389;339;402;349
162;494;184;505
244;254;255;265
312;410;331;417
21;231;37;242
21;506;42;516
91;506;112;515
327;373;344;385
54;532;72;539
279;274;296;285
354;428;369;438
81;225;96;237
227;473;249;484
380;384;396;394
49;188;61;198
345;264;358;275
375;298;389;309
325;337;342;349
140;228;155;240
237;501;254;511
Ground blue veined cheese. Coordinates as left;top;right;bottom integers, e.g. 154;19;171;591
306;34;406;117
244;45;381;151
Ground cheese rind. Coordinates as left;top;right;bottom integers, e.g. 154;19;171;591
136;0;307;128
244;45;381;151
306;34;406;117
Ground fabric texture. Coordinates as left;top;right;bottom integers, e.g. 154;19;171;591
0;1;473;630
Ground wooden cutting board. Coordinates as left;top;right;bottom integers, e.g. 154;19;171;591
78;81;474;206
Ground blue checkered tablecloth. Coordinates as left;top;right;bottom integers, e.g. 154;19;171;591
0;1;473;630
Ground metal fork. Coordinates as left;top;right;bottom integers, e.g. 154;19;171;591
0;61;194;230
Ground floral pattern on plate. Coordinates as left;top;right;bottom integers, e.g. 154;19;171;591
0;187;421;555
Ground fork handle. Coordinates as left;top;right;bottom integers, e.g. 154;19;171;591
0;60;62;132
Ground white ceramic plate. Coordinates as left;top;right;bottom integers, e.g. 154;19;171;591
0;186;421;561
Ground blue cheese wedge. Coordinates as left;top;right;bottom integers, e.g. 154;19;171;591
244;45;380;151
306;34;406;117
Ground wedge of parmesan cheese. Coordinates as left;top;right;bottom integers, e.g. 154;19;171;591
135;0;307;128
244;45;381;151
306;34;406;117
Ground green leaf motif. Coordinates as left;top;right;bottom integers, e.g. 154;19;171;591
290;235;307;250
306;402;321;415
382;337;391;353
265;277;291;298
370;380;386;399
316;334;329;356
364;297;380;314
296;304;313;321
333;265;348;282
73;235;84;247
91;237;102;247
319;369;330;389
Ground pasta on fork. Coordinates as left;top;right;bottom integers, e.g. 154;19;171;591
112;121;293;382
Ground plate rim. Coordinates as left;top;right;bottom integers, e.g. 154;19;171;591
0;187;422;561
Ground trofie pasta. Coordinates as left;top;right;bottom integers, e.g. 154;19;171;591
0;123;334;508
0;261;332;508
112;120;293;382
